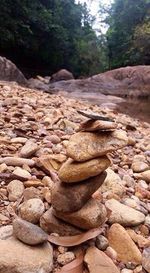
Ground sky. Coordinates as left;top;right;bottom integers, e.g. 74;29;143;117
76;0;112;33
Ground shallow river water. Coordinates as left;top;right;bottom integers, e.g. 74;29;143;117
63;91;150;123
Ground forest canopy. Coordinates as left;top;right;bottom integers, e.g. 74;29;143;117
0;0;149;77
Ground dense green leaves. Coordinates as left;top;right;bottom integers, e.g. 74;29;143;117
105;0;150;68
0;0;107;77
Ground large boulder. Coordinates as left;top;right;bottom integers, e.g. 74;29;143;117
50;69;74;82
0;56;27;85
49;65;150;97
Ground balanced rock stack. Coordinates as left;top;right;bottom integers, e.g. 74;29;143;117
41;111;128;234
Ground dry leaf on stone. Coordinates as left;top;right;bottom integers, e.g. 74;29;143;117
48;227;103;247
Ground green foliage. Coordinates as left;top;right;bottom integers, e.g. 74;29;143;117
0;0;108;77
105;0;150;68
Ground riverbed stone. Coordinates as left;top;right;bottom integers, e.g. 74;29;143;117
142;248;150;273
58;156;110;183
0;225;13;240
19;198;45;224
13;167;31;180
40;208;82;236
84;246;120;273
134;170;150;183
100;168;125;197
0;237;53;273
13;218;48;245
7;180;24;201
53;198;107;229
108;223;142;264
20;139;38;158
131;161;149;173
105;199;145;226
51;172;106;213
67;130;128;162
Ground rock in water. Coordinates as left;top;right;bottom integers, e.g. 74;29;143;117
53;198;107;229
105;199;145;226
58;156;110;183
51;172;107;213
67;130;128;162
108;223;142;264
40;208;82;236
13;218;48;245
0;237;53;273
84;246;120;273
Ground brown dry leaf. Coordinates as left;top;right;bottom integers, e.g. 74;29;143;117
55;251;84;273
48;227;102;247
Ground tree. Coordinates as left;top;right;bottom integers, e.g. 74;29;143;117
0;0;108;77
105;0;150;68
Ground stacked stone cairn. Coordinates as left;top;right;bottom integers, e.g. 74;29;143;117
40;111;128;235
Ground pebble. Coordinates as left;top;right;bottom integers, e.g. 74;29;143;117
20;139;38;158
106;199;145;226
100;168;125;197
108;223;142;264
13;218;48;245
7;180;24;201
131;161;149;173
0;157;35;166
19;198;45;224
23;187;42;201
84;246;120;273
134;170;150;183
57;252;75;265
96;235;109;250
0;225;13;240
13;167;31;180
142;248;150;273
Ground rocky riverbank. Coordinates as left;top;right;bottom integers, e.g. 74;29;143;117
0;82;150;273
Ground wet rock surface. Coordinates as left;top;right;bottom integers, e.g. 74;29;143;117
0;81;149;273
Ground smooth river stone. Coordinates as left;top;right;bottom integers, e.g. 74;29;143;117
40;208;82;236
58;156;110;183
84;246;120;273
108;224;142;264
67;130;128;162
53;198;107;230
51;172;106;213
13;218;48;245
105;199;145;226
